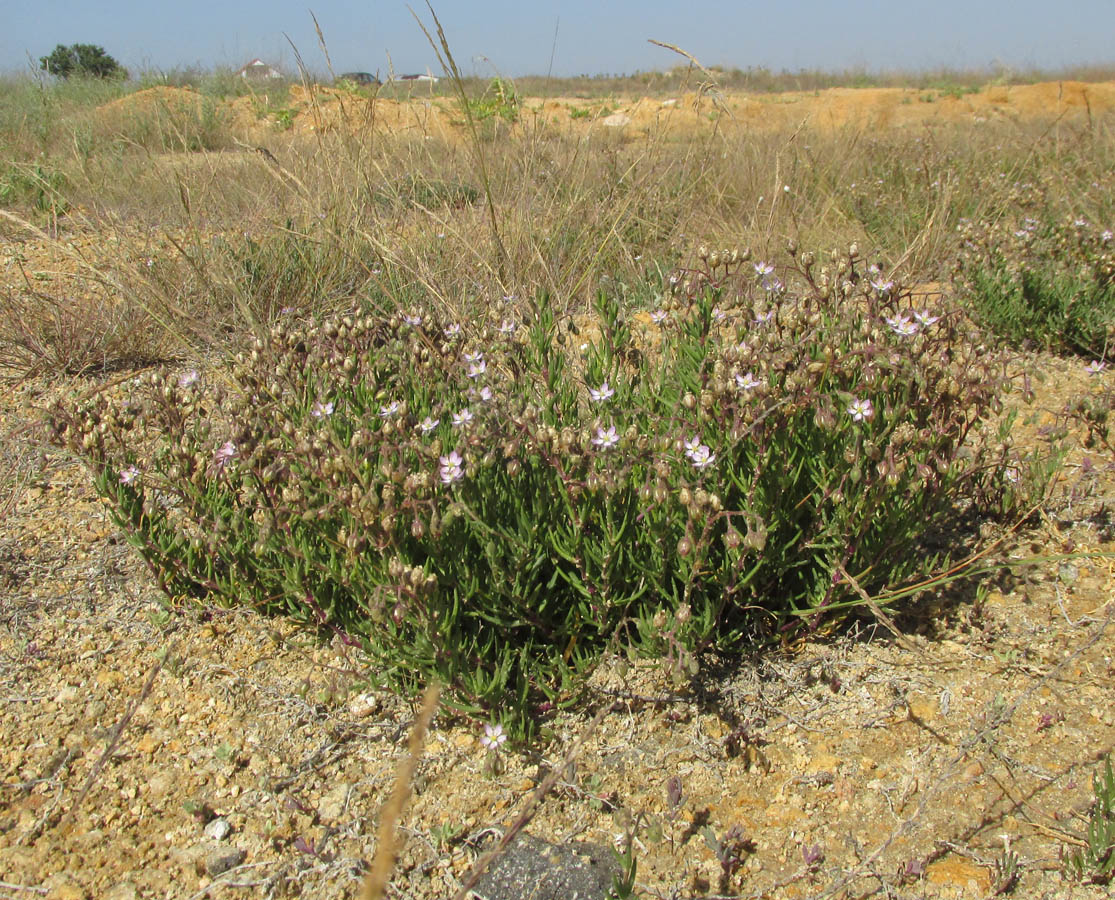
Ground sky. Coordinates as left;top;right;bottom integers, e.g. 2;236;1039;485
2;0;1113;80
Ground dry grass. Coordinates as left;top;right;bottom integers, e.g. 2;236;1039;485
3;67;1115;894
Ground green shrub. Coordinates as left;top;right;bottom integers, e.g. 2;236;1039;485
1064;755;1115;884
40;43;127;80
955;216;1115;357
0;162;67;215
470;77;519;123
50;245;1042;739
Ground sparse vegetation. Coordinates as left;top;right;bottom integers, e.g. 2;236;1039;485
2;53;1115;900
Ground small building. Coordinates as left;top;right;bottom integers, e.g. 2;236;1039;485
237;58;283;80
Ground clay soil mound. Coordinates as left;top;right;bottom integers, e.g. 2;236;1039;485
258;79;1115;142
76;79;1115;147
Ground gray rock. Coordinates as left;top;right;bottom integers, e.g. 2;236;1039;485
203;817;231;841
205;845;246;877
469;834;621;900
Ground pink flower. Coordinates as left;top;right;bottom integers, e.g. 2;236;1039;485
847;398;874;422
439;450;464;484
592;426;619;450
589;382;615;403
212;441;238;470
688;444;716;469
481;723;507;749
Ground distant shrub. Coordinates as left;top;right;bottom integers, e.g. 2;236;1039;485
469;77;519;124
51;245;1048;739
0;162;67;215
40;44;127;80
955;215;1115;358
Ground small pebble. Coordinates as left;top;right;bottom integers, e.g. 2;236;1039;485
203;817;231;841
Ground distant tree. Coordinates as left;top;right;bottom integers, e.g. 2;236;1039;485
39;44;127;80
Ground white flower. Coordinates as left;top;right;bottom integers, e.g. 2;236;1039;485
379;401;400;418
451;408;474;428
439;450;464;484
1102;230;1113;243
871;278;894;294
847;398;874;422
762;276;783;293
498;319;517;335
402;313;422;327
1086;360;1107;376
683;435;702;456
477;386;493;402
592;425;620;450
463;351;484;364
885;315;918;337
735;372;762;391
913;310;940;327
688;444;716;469
311;400;334;418
444;323;461;338
712;306;727;322
650;309;669;325
589;381;615;403
755;310;774;326
754;261;774;277
119;465;140;485
480;723;507;749
178;370;199;389
418;416;440;433
467;360;487;379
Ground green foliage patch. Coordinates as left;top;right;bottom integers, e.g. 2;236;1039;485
40;43;127;80
955;216;1115;358
51;245;1045;739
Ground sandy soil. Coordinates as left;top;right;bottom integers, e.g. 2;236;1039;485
1;82;1114;900
90;79;1115;145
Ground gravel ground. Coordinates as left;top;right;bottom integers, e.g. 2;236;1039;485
0;353;1113;900
2;208;1115;899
